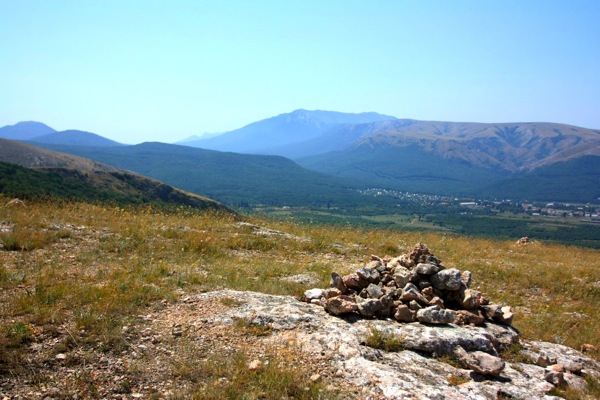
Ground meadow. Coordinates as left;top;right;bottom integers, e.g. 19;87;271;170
1;196;599;398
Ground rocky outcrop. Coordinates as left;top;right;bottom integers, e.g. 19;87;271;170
199;289;600;399
303;243;513;327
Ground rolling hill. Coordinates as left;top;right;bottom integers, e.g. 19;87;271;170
0;121;56;140
30;130;124;147
26;141;371;208
0;139;228;211
0;121;123;146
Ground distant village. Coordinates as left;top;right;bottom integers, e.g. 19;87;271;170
358;188;600;222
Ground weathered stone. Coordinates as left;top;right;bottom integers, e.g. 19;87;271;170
392;269;412;287
201;290;600;400
544;367;567;388
303;288;324;301
380;273;394;285
357;298;383;318
357;268;380;283
428;296;444;308
453;309;485;326
380;295;394;318
330;272;348;294
398;253;414;268
366;283;383;299
421;286;434;300
453;345;505;376
430;268;462;291
416;305;456;324
461;270;472;288
400;283;429;305
482;304;514;325
459;288;485;310
535;352;554;367
324;295;357;315
408;300;422;311
394;304;416;322
387;257;401;270
342;273;369;291
415;263;441;275
323;288;342;299
365;260;382;271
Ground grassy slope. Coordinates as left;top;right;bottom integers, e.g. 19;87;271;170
0;161;227;211
0;197;598;397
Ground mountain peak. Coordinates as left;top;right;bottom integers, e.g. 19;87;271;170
0;121;56;140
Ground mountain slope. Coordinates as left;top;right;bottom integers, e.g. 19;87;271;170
296;120;600;201
30;130;124;147
184;109;397;153
344;120;600;171
29;142;370;207
0;121;56;140
481;155;600;202
0;140;227;210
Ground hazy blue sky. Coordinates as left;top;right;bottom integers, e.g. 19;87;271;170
1;0;599;144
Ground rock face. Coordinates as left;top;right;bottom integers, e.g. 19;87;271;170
200;289;600;399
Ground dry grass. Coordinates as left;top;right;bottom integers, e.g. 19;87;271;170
1;196;599;395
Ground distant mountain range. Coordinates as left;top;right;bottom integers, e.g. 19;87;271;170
0;121;123;147
2;110;599;203
0;139;227;211
181;109;397;153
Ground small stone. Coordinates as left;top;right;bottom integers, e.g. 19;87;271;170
416;305;456;324
481;304;514;325
248;359;262;370
408;300;422;311
415;263;441;275
55;353;67;360
453;346;505;376
324;288;342;299
324;295;358;315
303;288;324;301
357;298;383;318
458;288;484;310
453;309;485;326
429;296;444;308
461;271;472;288
392;269;412;287
366;283;383;299
330;272;349;294
535;352;554;367
430;268;462;291
343;273;369;291
421;286;434;300
544;368;567;388
394;304;416;322
400;283;429;305
310;373;322;382
357;268;380;283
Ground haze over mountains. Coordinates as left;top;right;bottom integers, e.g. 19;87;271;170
0;121;123;147
1;109;599;204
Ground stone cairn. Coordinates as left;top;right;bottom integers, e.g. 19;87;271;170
302;243;514;326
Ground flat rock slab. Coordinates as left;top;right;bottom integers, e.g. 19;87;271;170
198;290;599;400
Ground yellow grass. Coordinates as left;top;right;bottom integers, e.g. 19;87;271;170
1;196;599;395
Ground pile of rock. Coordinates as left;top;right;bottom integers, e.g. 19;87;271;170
303;243;514;326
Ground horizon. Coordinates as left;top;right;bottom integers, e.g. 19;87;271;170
1;0;599;144
3;109;600;146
